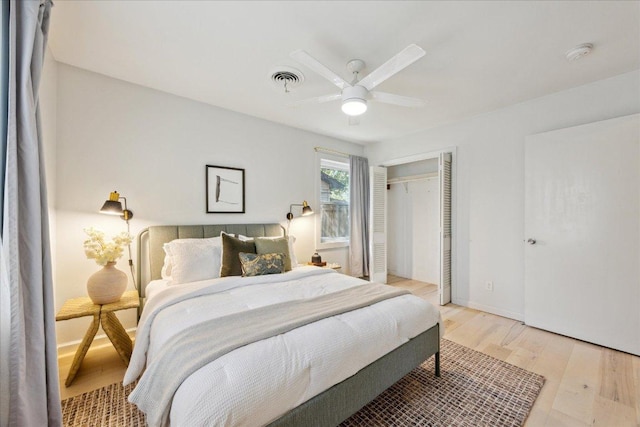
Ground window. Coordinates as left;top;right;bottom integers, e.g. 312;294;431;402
318;157;350;246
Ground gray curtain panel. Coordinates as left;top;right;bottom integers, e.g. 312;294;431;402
1;1;61;426
349;155;370;278
0;1;8;228
0;2;9;425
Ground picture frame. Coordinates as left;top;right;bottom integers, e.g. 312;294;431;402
206;165;245;213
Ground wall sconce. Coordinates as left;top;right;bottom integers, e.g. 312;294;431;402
286;200;313;235
286;200;313;220
100;191;133;222
99;190;137;297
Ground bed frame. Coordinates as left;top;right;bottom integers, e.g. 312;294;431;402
136;223;440;426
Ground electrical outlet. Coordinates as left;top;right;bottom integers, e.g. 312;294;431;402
486;281;494;291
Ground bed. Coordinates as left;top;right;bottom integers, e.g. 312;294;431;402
126;223;442;426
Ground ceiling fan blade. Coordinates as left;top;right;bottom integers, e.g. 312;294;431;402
290;50;350;90
287;93;341;107
357;44;425;91
371;91;426;107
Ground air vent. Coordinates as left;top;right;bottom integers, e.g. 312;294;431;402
269;66;304;91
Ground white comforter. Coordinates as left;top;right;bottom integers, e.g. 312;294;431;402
126;267;442;426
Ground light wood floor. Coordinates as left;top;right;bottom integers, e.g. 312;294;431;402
58;275;640;426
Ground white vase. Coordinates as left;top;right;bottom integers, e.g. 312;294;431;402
86;261;127;305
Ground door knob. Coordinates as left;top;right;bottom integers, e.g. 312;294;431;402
527;238;536;245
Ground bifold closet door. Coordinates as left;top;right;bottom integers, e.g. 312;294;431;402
439;153;452;305
524;114;639;356
369;166;387;283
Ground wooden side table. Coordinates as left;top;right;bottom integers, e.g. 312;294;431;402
56;290;139;387
306;262;342;271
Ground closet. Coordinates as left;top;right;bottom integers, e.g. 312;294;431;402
387;159;440;286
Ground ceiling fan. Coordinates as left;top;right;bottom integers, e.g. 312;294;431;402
289;44;426;117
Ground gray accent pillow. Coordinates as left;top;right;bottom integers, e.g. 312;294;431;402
239;252;285;277
255;237;291;271
221;233;256;277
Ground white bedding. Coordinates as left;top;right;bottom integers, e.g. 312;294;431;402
144;278;172;301
127;267;442;426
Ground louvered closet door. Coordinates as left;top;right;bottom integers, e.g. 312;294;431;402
439;153;452;305
369;166;387;283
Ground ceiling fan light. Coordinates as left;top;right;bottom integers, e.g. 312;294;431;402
341;98;367;116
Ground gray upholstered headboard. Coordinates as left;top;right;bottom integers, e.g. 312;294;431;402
136;223;285;299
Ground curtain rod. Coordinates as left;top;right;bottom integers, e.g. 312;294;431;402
314;146;350;158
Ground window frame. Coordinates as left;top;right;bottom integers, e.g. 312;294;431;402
315;153;350;250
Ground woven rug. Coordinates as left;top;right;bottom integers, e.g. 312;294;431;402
61;339;544;427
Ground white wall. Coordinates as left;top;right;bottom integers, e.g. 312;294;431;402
411;178;440;285
52;64;363;347
387;178;440;284
387;159;440;283
386;182;404;276
366;70;640;320
387;158;438;179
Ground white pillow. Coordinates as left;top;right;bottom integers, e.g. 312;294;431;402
234;233;254;242
163;237;222;285
287;235;298;267
160;254;173;279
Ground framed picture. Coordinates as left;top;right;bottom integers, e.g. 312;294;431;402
206;165;245;213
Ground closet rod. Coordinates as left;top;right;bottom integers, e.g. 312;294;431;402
387;172;438;184
314;146;350;158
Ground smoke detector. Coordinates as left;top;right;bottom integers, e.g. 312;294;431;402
565;43;593;61
269;66;304;92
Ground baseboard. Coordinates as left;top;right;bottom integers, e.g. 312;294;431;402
57;327;137;357
452;298;524;322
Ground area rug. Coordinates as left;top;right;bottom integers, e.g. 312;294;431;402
61;339;545;427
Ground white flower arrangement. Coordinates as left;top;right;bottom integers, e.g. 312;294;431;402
83;227;133;266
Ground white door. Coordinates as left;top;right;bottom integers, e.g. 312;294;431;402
524;114;640;356
369;166;387;283
439;153;452;305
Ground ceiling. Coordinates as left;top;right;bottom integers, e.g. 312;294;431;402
47;1;640;144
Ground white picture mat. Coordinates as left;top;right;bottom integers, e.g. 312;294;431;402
206;166;244;213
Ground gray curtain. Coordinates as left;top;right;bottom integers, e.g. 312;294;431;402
0;0;8;226
1;1;60;426
0;2;10;422
349;155;370;278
